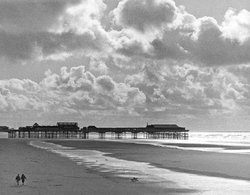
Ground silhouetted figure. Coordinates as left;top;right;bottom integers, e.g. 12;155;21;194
131;177;138;182
15;174;20;185
21;174;26;185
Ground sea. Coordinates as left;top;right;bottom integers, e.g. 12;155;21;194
2;131;250;153
0;132;7;138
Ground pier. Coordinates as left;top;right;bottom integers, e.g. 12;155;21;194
8;123;189;140
8;122;80;139
83;124;189;140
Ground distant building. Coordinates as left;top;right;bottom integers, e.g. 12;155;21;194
9;122;79;139
18;122;79;132
146;124;187;132
0;126;9;132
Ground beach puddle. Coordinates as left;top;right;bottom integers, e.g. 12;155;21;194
30;140;250;195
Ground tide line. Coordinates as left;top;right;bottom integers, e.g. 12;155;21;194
30;140;250;195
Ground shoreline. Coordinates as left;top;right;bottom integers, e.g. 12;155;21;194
0;139;194;195
4;137;249;178
32;139;250;194
2;138;250;194
47;139;250;181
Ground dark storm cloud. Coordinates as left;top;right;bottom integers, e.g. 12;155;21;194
113;0;177;32
113;0;250;66
0;0;110;61
0;0;80;33
0;30;105;61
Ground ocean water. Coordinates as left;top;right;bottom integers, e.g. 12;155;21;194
189;131;250;144
67;131;250;145
30;140;250;195
4;131;250;154
0;132;7;138
65;131;250;155
153;132;250;154
3;131;250;143
100;131;250;155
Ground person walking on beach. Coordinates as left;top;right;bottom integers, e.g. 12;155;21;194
15;174;20;185
21;174;26;185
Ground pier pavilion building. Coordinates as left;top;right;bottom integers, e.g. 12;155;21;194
8;122;79;139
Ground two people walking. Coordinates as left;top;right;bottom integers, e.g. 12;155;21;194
15;174;26;185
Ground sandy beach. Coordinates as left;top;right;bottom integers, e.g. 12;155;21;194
1;138;250;194
0;139;190;195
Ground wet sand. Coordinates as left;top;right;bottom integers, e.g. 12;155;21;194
50;140;250;181
0;139;187;195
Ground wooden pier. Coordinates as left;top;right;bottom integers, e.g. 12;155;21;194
8;123;189;140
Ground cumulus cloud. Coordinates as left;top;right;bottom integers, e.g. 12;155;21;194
111;0;250;66
0;64;147;116
89;58;109;74
3;0;250;129
113;0;177;32
222;9;250;42
0;79;45;111
2;0;250;66
0;0;79;33
0;61;250;126
0;0;110;61
41;65;146;113
96;75;115;91
185;16;250;65
125;64;247;116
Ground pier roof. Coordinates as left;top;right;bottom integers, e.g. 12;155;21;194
148;124;181;128
57;122;78;126
16;122;79;132
10;123;188;133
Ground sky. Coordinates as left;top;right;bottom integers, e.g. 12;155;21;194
1;0;250;131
